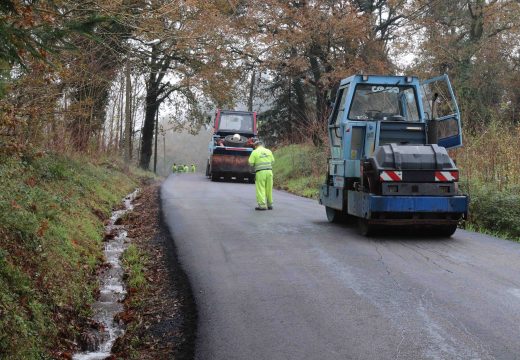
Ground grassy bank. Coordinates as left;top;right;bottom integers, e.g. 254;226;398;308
0;151;149;359
272;144;328;198
273;136;520;242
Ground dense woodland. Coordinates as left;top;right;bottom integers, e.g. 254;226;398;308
1;0;520;170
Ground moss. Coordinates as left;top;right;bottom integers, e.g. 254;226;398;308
0;255;51;359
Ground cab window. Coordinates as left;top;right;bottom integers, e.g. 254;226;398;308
348;85;420;122
218;113;254;132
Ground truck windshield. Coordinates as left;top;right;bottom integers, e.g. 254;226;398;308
218;113;254;132
348;84;420;121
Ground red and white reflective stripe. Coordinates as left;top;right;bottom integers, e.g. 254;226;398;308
435;171;459;182
380;171;403;182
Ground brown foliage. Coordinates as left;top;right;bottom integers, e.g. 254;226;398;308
405;0;520;127
2;0;519;159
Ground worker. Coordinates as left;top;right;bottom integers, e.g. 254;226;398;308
248;140;275;210
184;164;189;172
178;164;184;173
172;163;177;172
191;164;196;173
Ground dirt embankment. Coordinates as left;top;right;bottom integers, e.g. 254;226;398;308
112;181;197;359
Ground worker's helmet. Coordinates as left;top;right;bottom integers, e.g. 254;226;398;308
232;133;241;142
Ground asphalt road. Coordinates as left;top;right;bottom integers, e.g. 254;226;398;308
161;174;520;360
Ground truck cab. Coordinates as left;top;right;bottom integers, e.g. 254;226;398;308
206;109;258;182
320;74;468;236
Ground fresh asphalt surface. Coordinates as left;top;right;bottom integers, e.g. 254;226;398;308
161;174;520;360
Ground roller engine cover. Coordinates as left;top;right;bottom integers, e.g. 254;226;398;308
370;144;457;171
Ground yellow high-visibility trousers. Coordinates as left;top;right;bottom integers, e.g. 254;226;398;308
255;170;273;208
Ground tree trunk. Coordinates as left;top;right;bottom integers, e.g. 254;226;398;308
119;76;124;153
124;62;132;168
153;107;159;173
309;62;325;146
247;69;256;112
108;92;117;152
292;76;307;119
130;79;139;160
139;87;159;169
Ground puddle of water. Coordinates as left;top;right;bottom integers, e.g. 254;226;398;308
73;189;139;360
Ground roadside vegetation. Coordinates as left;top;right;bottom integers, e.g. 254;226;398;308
122;244;148;297
0;151;148;358
456;122;520;241
272;144;327;199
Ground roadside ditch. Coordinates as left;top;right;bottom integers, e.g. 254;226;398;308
67;180;197;360
110;181;197;359
72;189;139;360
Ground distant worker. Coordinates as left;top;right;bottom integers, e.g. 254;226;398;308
248;140;275;210
191;164;196;173
172;163;177;172
184;164;189;172
178;164;184;173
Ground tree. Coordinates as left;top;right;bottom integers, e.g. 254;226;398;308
135;1;239;169
0;0;135;152
408;0;520;127
235;0;394;144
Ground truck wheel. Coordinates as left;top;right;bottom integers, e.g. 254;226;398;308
224;134;247;147
358;219;376;236
211;173;219;182
205;161;210;177
434;224;457;237
325;206;342;223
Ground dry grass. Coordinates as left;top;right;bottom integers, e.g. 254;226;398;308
454;122;520;191
453;122;520;240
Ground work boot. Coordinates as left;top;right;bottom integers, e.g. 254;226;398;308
255;206;267;211
267;205;273;210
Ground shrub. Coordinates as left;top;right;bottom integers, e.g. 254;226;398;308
463;182;520;240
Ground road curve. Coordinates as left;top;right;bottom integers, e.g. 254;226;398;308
161;174;520;360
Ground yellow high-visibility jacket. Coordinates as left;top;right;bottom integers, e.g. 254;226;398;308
248;145;275;172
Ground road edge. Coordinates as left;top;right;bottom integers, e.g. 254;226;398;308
159;185;199;360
